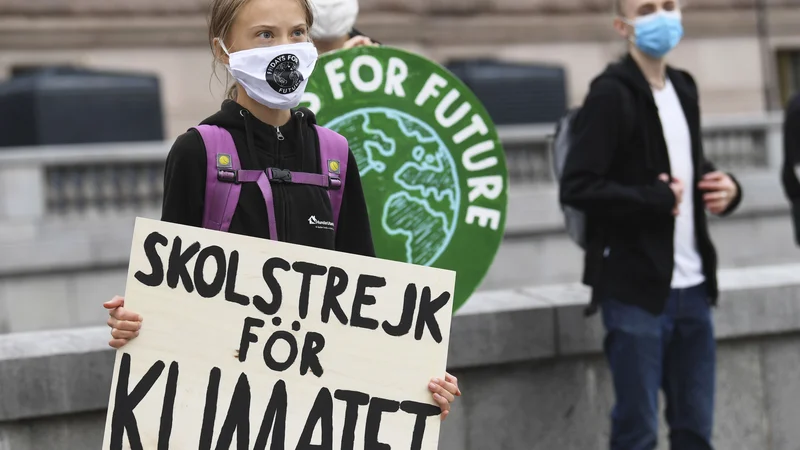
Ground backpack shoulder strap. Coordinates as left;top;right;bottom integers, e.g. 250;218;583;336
313;125;349;232
551;107;580;182
193;125;242;232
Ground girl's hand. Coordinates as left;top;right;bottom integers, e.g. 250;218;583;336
428;372;461;420
103;295;143;349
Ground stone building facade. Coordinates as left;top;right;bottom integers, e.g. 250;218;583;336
0;0;798;138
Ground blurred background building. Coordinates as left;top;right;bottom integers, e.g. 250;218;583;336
0;0;798;136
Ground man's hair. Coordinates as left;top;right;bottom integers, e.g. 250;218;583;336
615;1;686;17
613;0;625;16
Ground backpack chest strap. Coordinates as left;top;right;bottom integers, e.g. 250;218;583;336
216;167;342;241
266;168;342;189
217;168;341;189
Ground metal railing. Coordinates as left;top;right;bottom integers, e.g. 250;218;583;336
0;113;784;219
497;112;783;184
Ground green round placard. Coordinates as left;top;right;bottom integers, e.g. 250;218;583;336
301;46;508;311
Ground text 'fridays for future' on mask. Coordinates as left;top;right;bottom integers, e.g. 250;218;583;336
219;40;319;109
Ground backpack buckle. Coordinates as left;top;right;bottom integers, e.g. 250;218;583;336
217;169;238;184
269;168;292;183
328;176;342;190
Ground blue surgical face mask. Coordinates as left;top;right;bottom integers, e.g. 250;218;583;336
628;11;684;59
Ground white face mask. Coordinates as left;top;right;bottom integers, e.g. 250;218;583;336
219;40;318;110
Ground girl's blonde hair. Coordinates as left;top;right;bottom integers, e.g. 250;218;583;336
208;0;316;100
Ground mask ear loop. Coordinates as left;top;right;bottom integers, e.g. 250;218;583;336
620;17;641;46
215;37;232;57
214;37;236;97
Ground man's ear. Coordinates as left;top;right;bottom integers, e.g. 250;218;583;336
613;17;631;40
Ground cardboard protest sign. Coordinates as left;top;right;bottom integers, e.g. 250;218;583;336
301;46;508;312
102;218;455;450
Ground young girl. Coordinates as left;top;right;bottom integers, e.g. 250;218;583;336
104;0;460;419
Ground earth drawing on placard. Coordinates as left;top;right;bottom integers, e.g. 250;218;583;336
325;108;459;266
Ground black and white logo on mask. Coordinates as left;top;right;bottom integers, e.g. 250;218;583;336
265;54;304;95
222;41;317;109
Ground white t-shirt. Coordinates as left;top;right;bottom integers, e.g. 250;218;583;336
652;79;706;288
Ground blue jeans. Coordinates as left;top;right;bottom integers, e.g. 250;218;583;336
601;283;715;450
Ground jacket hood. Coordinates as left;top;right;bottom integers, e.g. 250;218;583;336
589;53;696;106
592;54;653;98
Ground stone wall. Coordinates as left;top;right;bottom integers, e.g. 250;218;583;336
3;263;800;449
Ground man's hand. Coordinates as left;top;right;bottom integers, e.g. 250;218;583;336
698;171;738;215
342;35;375;50
659;173;684;216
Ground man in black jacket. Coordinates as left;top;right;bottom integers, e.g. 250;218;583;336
560;0;742;449
781;93;800;244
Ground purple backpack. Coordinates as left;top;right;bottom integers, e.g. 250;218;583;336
192;124;349;240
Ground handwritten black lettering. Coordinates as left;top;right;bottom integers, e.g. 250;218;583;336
254;258;290;316
134;232;168;287
157;362;179;450
194;245;227;298
166;237;200;292
415;287;450;343
239;317;266;362
296;388;333;450
109;354;165;450
292;261;327;319
215;373;251;450
254;380;288;450
334;390;369;450
226;250;250;306
365;397;400;450
199;367;221;450
263;331;298;372
400;401;441;450
321;267;349;325
299;331;325;377
382;283;417;337
351;275;385;331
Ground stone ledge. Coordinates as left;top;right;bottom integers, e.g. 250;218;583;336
0;327;113;422
2;263;800;422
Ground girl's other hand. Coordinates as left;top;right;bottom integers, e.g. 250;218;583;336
428;372;462;421
103;295;143;349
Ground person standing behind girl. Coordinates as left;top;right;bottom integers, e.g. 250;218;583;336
103;0;460;419
309;0;377;54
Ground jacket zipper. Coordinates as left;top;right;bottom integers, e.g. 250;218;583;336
274;125;290;241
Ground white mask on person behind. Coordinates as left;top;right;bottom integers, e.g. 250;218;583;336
309;0;359;40
218;39;318;110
